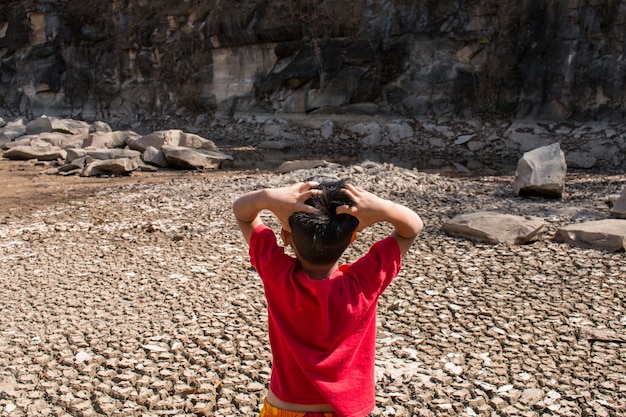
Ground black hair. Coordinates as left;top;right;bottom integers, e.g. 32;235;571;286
288;179;360;265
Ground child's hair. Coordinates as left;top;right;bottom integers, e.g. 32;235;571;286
288;179;360;265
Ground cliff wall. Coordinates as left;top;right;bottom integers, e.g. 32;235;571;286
1;0;625;121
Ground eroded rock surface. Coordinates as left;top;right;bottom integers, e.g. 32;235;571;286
0;161;624;416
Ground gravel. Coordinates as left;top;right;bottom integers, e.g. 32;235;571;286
0;161;624;417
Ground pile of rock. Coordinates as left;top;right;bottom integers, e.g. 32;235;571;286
443;142;626;252
0;116;233;176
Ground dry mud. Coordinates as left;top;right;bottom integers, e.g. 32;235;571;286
0;159;624;417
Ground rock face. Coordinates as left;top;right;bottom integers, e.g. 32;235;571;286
1;1;625;121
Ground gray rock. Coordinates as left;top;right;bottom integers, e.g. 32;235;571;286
611;187;626;219
143;146;169;168
0;117;27;141
3;144;67;161
38;132;86;149
81;158;139;177
65;148;140;162
319;120;334;140
386;122;414;144
277;160;329;174
513;143;567;198
49;118;91;136
127;130;216;152
90;121;113;133
443;211;546;244
25;116;54;135
83;131;131;149
554;219;626;252
565;151;596;169
161;145;232;170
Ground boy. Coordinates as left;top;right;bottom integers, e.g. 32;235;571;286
232;179;423;417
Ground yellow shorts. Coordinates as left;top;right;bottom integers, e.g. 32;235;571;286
260;399;336;417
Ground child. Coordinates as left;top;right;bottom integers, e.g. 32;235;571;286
232;179;423;417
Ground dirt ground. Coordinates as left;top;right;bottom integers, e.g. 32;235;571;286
0;159;229;213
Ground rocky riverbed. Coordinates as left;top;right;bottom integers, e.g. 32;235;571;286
0;156;624;417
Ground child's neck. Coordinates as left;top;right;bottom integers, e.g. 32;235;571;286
298;258;338;280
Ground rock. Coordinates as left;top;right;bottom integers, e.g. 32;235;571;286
512;143;567;198
610;187;626;219
58;156;87;174
161;145;233;170
143;146;169;168
455;134;473;145
25;116;54;135
565;151;596;169
179;132;219;151
349;122;383;146
3;144;67;161
277;160;328;174
38;132;86;149
66;148;141;162
319;120;334;140
442;211;546;245
81;158;139;177
83;131;132;149
90;121;113;133
127;130;217;152
49;118;91;136
0;118;27;141
386;122;414;144
554;219;626;252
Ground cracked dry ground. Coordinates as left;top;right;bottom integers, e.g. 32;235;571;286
0;160;624;417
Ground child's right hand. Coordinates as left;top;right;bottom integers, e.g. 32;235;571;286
335;184;393;232
337;183;423;255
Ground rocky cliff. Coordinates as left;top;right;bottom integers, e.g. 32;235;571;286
1;0;625;121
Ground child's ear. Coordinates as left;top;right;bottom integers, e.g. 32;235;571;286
349;231;358;244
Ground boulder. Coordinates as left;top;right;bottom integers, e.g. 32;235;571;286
66;148;140;162
143;146;169;168
565;151;596;169
554;219;626;252
178;132;218;151
0;118;27;142
161;145;232;170
83;131;132;149
277;160;329;174
37;132;86;149
442;211;546;245
25;116;54;135
126;129;185;152
512;143;567;198
50;118;90;135
3;145;66;161
28;117;90;136
81;158;139;177
127;130;216;152
90;121;113;133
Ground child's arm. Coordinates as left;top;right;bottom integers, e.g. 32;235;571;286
337;184;423;256
232;182;321;244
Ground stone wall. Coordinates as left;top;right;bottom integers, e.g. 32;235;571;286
1;0;625;121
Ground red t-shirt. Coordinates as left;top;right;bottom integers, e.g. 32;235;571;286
249;225;402;417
